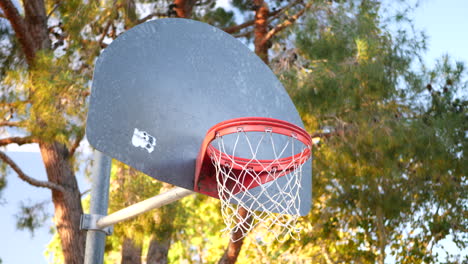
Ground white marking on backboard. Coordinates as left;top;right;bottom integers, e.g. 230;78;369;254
132;128;157;153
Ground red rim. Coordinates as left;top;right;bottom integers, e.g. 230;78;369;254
206;117;311;145
194;117;312;197
205;117;312;173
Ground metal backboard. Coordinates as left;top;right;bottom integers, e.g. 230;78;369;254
86;18;312;215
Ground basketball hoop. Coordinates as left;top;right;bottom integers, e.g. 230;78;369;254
84;18;314;262
195;117;312;242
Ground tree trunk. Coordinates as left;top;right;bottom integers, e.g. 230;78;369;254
146;235;171;264
376;206;387;264
20;1;87;262
40;142;85;264
121;237;142;264
173;0;197;18
218;207;252;264
23;0;50;51
254;0;270;64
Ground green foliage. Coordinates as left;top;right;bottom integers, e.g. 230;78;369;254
0;175;5;196
0;0;106;142
293;2;405;115
231;0;251;12
0;162;7;199
274;1;467;263
22;51;86;143
200;7;235;28
14;200;50;237
44;228;65;264
391;57;468;264
169;195;226;263
191;3;236;29
104;162;161;260
103;161;192;262
0;24;21;80
108;162;162;243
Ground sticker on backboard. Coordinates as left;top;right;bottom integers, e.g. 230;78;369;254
132;128;156;153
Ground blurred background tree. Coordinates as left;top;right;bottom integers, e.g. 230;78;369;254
273;1;467;263
0;1;104;263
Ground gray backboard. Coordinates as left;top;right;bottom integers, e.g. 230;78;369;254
86;18;312;215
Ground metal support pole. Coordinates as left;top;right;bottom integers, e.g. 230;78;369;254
83;151;112;264
96;187;194;228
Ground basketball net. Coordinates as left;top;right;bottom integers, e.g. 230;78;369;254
208;126;311;242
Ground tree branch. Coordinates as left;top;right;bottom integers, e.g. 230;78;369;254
97;19;112;47
137;12;167;24
195;0;214;6
0;121;22;127
310;125;353;142
68;132;84;158
0;136;37;146
261;1;313;45
80;39;108;49
223;19;255;34
80;188;91;197
0;0;37;64
233;30;253;38
0;150;67;193
46;3;60;19
268;0;303;22
320;243;334;264
222;0;302;35
311;131;336;140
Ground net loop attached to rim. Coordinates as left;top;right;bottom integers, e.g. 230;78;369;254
204;117;312;242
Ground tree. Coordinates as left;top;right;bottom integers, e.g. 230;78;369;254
0;1;103;263
272;1;467;263
393;56;467;263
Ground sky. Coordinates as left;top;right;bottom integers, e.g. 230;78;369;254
0;153;54;264
0;0;467;263
412;0;468;65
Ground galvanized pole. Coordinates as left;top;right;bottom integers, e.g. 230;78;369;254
83;151;112;264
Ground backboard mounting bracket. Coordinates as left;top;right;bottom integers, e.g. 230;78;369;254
80;214;114;236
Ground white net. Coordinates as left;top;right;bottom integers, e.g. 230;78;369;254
208;128;311;242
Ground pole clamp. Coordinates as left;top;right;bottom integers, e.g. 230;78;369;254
80;214;113;236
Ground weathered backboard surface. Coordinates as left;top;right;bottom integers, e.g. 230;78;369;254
86;18;312;215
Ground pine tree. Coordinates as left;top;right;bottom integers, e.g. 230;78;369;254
272;1;467;263
0;1;104;262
